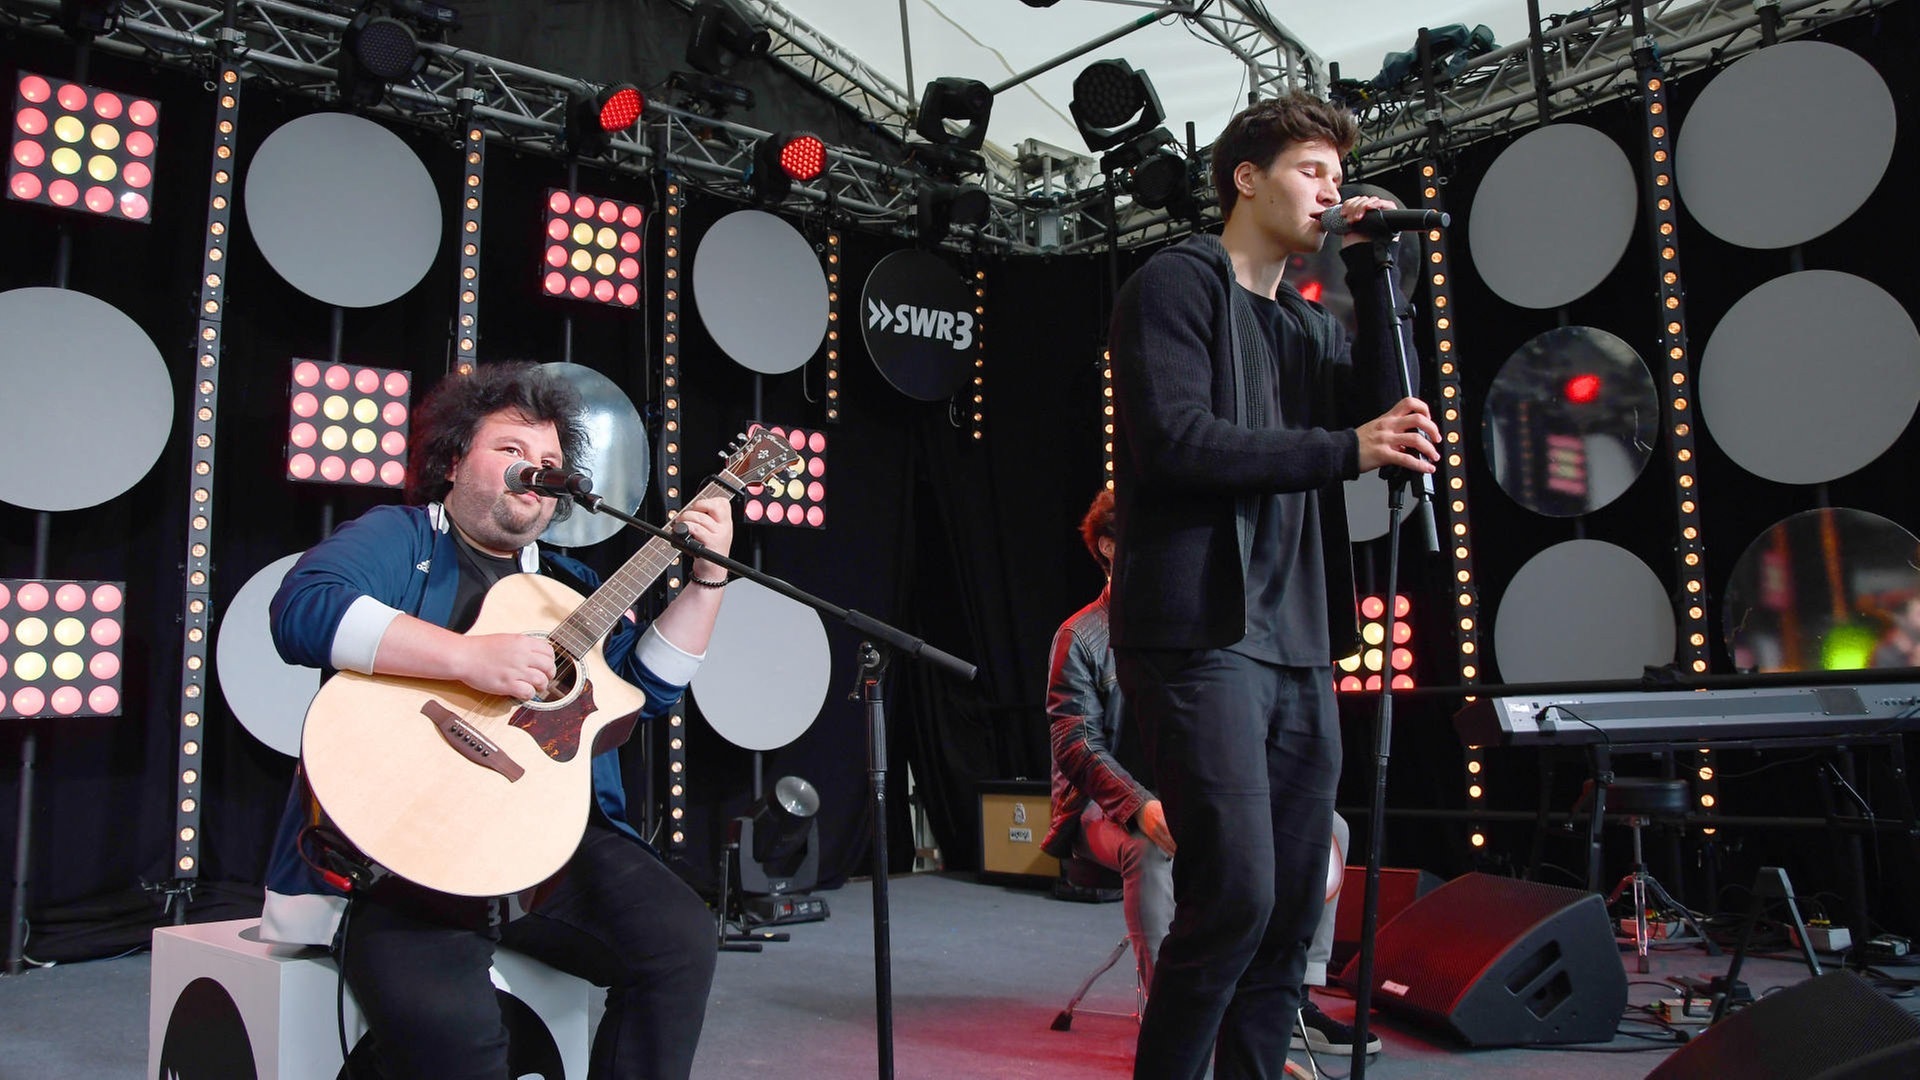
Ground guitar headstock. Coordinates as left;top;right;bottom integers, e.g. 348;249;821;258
717;429;802;492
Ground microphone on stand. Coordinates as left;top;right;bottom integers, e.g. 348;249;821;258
1320;205;1450;238
504;461;594;499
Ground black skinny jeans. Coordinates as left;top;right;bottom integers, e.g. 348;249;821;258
1117;648;1338;1080
336;819;718;1080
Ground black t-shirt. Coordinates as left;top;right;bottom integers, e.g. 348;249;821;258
448;527;522;633
1228;285;1329;667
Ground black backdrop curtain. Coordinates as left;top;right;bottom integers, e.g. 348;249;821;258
7;4;1920;964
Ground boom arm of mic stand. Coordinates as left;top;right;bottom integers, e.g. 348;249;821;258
573;491;978;682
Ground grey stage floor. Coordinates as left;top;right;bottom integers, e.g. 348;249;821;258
0;870;1899;1079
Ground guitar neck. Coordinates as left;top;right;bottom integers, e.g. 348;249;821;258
548;479;730;657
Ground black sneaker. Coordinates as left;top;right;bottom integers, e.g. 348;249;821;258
1293;999;1382;1056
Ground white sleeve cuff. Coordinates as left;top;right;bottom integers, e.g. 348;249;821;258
635;623;705;687
330;595;402;674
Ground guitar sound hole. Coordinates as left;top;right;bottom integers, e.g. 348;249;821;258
533;646;581;704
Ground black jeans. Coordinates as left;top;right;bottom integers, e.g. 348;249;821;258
1117;648;1338;1080
337;819;718;1079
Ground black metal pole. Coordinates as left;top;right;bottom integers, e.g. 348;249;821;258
862;644;895;1079
7;512;53;975
1350;234;1436;1077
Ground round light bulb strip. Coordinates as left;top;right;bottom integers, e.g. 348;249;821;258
969;267;986;441
1416;157;1489;853
454;120;484;374
172;65;242;881
1101;348;1114;491
823;230;842;423
1636;53;1710;681
660;177;688;851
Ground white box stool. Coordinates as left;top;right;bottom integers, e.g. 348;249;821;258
149;917;600;1079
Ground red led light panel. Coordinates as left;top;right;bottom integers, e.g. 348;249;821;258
597;86;644;132
742;423;825;529
9;72;158;222
779;135;825;182
1337;593;1415;693
541;189;644;308
0;580;125;718
287;360;411;488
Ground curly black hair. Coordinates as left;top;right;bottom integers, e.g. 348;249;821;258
405;362;588;506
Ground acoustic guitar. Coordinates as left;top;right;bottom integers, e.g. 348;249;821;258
300;430;799;897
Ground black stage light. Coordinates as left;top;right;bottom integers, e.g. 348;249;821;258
388;0;461;35
1069;58;1164;152
917;182;989;244
338;12;426;106
687;0;770;76
730;776;826;925
908;140;986;179
914;76;993;151
667;70;755;114
567;82;644;156
1130;145;1192;211
56;0;119;40
751;130;825;204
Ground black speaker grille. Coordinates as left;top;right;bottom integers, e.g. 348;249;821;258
1340;872;1627;1046
1648;971;1920;1080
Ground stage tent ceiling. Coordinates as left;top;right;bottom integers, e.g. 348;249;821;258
766;0;1531;158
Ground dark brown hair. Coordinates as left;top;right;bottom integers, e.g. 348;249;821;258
1079;488;1115;574
405;361;588;505
1210;91;1359;218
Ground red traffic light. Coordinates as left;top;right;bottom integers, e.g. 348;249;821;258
1564;372;1601;404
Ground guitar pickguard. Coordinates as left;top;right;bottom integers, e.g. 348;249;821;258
510;679;597;762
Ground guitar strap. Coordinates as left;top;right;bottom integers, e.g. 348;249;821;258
537;551;595;597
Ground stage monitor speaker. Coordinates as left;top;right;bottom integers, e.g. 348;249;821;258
1337;872;1626;1047
1330;866;1443;968
1647;970;1920;1080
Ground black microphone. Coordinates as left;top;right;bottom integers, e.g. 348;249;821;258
1319;206;1450;237
504;460;593;498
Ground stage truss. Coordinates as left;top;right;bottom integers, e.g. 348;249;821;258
0;0;1894;250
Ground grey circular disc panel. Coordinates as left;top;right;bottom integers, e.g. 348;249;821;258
215;552;320;756
1700;271;1920;485
536;363;650;550
1677;41;1895;250
0;287;173;512
691;210;828;375
1469;124;1637;309
244;112;442;308
1482;326;1658;517
1493;539;1676;683
1723;509;1920;674
689;578;830;751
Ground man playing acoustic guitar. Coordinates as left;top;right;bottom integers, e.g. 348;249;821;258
260;362;735;1080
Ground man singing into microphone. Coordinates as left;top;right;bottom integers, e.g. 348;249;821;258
1108;91;1439;1078
260;362;734;1079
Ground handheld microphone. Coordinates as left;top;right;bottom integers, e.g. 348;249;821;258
1319;206;1449;237
504;461;593;498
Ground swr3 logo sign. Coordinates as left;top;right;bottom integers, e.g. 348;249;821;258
866;297;974;351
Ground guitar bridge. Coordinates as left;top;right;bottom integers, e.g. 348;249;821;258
422;700;525;781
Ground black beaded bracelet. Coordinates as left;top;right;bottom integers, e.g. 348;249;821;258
689;573;730;588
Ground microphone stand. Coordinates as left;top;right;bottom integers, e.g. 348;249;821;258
566;486;978;1080
1349;235;1438;1079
